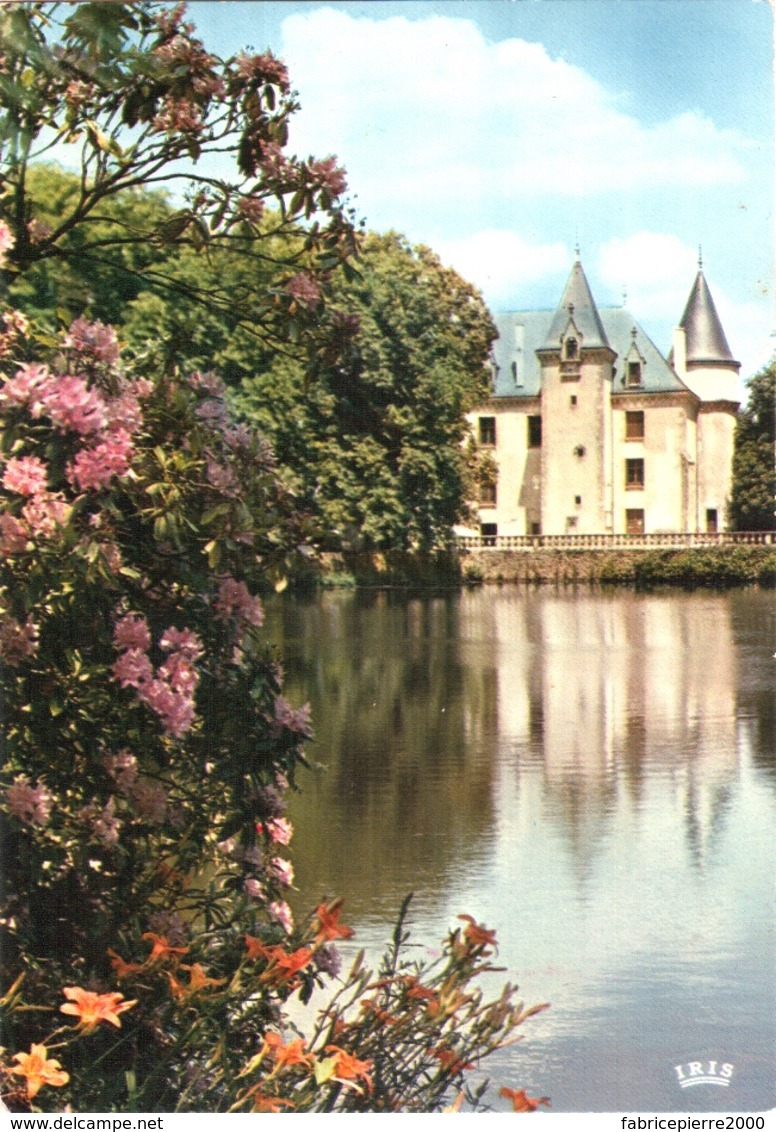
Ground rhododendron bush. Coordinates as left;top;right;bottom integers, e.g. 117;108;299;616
0;305;547;1108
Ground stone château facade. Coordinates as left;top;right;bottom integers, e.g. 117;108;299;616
468;255;740;538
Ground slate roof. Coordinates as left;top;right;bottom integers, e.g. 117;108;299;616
678;269;738;366
491;307;690;399
540;257;610;351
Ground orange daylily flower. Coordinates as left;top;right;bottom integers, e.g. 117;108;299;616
107;949;145;980
259;945;314;985
458;914;498;952
429;1044;474;1073
181;963;227;994
244;934;272;961
167;964;226;1000
60;986;137;1031
249;1092;295;1112
141;932;189;964
11;1044;69;1099
314;900;355;943
262;1032;315;1071
324;1045;373;1092
500;1086;551;1112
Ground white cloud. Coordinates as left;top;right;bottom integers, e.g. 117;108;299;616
598;232;698;323
279;6;752;234
434;230;568;308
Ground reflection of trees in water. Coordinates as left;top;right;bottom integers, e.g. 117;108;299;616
266;590;498;914
730;588;776;790
264;586;774;912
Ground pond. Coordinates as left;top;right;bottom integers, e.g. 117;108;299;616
264;585;776;1113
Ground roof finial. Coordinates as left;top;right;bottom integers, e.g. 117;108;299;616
698;245;703;270
622;283;628;308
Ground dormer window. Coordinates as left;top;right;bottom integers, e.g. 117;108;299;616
565;337;578;361
624;329;645;387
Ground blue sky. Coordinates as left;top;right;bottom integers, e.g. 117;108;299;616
193;1;773;387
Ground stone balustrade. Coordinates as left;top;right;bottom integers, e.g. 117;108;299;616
457;531;776;551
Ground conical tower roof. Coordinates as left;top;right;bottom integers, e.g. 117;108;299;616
541;256;610;351
678;268;737;365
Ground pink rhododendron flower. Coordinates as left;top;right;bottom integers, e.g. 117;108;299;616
0;362;50;407
285;272;321;309
235;50;289;89
33;373;107;435
63;318;120;366
215;575;263;627
6;775;52;825
113;613;152;654
157;653;198;696
274;695;313;738
0;310;30;359
21;493;70;539
236;195;265;225
243;878;264;900
0;616;40;666
139;678;196;737
2;455;48;496
269;900;294;934
153;97;204;135
106;387;145;435
0;219;13;267
309;155;347;197
67;429;133;491
79;796;121;847
257;817;293;846
159;626;204;660
0;513;29;556
112;648;154;689
271;857;294;887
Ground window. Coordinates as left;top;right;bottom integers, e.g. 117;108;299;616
511;360;519;384
626;361;642;387
478;416;496;446
570;395;577;407
574;495;582;506
626;508;645;534
625;458;644;489
527;415;542;448
530;521;541;535
625;410;645;440
565;337;578;360
479;481;497;506
706;508;718;533
480;522;497;546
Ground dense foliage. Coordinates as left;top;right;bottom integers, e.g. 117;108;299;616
0;2;546;1113
730;359;776;531
9;165;496;553
234;231;496;551
0;2;359;361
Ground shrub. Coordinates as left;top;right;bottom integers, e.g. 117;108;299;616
0;234;546;1112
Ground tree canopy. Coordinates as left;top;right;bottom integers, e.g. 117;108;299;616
730;359;776;531
234;231;496;552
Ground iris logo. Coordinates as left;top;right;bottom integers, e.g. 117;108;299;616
674;1060;734;1088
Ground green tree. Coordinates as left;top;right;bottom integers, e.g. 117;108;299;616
0;1;359;358
730;359;776;531
235;231;496;551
